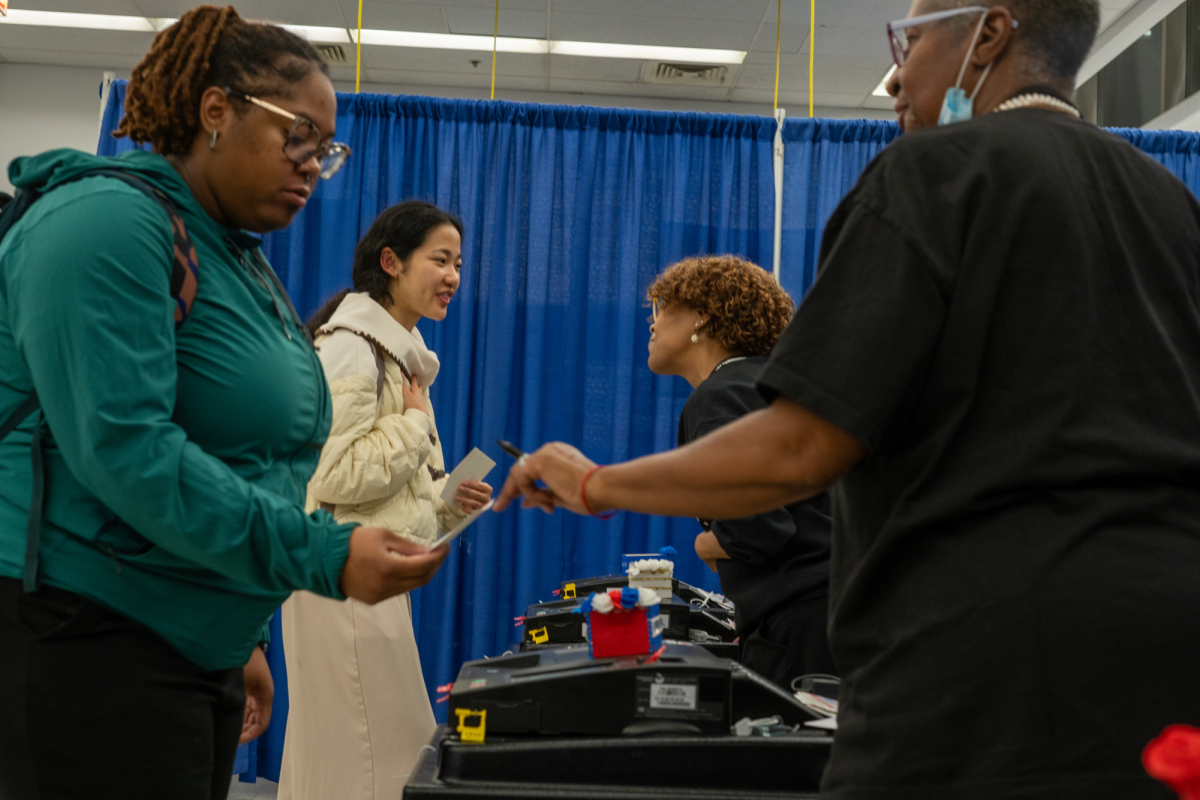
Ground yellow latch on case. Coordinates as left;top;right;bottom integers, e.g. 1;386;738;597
563;583;576;599
530;626;549;644
455;708;487;744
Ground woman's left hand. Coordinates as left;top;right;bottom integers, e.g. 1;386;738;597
456;480;493;512
240;645;274;744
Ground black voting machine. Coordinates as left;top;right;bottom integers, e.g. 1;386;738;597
403;572;834;799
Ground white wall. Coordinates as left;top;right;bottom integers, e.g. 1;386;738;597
0;62;892;196
0;64;127;196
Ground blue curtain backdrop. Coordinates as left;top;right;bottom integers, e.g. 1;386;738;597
96;83;1200;782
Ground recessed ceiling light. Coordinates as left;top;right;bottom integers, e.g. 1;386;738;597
0;9;172;32
354;31;744;64
283;25;351;45
354;30;548;55
550;41;745;65
872;65;897;97
0;11;746;66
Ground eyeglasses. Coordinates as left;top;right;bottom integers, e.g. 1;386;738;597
223;87;352;179
887;5;991;69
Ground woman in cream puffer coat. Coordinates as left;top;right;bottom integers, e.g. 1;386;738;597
278;202;491;800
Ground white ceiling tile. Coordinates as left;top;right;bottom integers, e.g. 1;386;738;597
345;2;446;33
551;0;770;24
0;47;141;69
808;0;912;28
820;54;892;72
0;26;154;56
363;46;546;77
812;66;893;93
814;26;890;58
121;0;347;27
861;94;896;111
750;24;812;53
548;55;642;83
548;77;732;101
551;12;759;50
361;68;547;92
7;0;146;13
445;7;546;37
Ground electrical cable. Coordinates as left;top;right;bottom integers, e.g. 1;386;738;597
491;0;499;100
355;0;363;93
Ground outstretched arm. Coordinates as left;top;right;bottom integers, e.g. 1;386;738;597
494;397;865;520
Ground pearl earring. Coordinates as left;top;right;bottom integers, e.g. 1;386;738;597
691;322;700;344
209;129;218;149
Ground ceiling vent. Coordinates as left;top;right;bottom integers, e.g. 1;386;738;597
316;44;347;64
642;62;729;86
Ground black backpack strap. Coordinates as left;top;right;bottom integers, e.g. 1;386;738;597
22;413;46;592
0;392;40;443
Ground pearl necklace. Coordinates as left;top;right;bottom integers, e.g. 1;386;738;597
993;93;1080;118
713;356;748;373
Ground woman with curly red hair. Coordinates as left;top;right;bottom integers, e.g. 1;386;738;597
645;255;836;688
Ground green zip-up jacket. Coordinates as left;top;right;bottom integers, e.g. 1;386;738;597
0;149;356;672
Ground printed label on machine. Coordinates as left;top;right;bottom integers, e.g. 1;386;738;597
635;675;716;720
649;682;697;710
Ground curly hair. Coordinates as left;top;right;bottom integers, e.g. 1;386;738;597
646;255;794;356
115;6;329;156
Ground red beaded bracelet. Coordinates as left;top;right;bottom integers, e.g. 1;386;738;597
580;465;616;520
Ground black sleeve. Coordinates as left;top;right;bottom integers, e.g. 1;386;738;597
757;199;948;452
689;412;800;564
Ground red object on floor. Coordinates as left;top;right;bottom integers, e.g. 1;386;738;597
589;607;650;658
1144;725;1200;799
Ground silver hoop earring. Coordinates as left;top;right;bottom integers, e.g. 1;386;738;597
209;129;218;149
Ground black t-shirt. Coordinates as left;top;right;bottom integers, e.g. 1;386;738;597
677;355;831;634
758;109;1200;799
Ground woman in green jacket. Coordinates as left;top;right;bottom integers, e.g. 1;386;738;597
0;7;447;799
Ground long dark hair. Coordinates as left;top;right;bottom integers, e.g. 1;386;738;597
306;200;464;336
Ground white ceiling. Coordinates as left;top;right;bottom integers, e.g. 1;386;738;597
0;0;1145;112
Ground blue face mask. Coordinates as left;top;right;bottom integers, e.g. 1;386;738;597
938;14;994;126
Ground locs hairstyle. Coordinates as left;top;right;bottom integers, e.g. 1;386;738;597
115;5;329;156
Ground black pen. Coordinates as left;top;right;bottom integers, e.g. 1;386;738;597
496;439;528;464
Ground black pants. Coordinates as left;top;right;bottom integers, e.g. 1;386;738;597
739;593;837;690
0;578;244;800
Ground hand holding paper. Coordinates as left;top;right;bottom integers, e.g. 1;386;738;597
441;447;496;511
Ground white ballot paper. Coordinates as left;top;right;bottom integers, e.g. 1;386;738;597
440;447;497;509
429;500;494;549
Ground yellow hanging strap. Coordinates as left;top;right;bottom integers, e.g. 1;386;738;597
490;0;499;100
773;0;781;112
355;0;363;93
808;0;815;117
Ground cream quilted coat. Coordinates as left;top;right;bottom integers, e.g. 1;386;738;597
303;299;466;542
278;293;465;800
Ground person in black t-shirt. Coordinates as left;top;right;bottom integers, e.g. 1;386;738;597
499;1;1200;797
645;255;836;689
